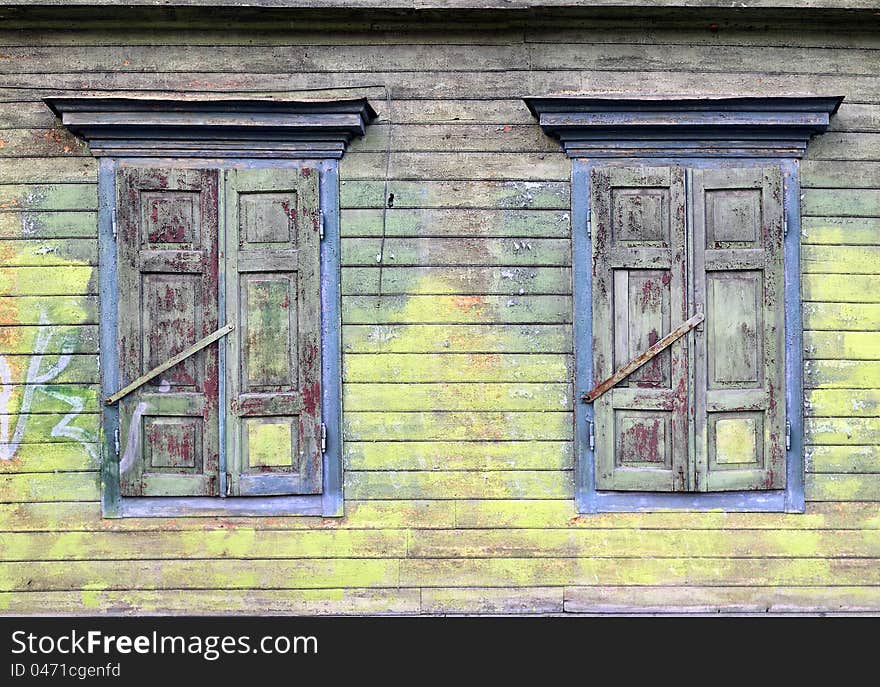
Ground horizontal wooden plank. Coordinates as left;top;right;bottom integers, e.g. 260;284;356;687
805;331;880;360
0;442;98;473
0;184;96;211
344;382;572;411
342;324;573;353
808;445;880;473
0;129;88;157
0;211;96;239
0;559;402;592
408;528;880;558
801;161;880;189
0;529;408;561
343;353;571;382
0;239;97;267
807;389;880;417
344;470;573;499
343;440;573;470
0;500;456;532
0;295;99;324
342;152;569;181
343;295;573;324
342;238;570;267
2;70;878;104
805;360;880;388
563;586;880;614
1;384;99;416
344;411;573;441
806;417;880;444
0;325;98;354
340;180;570;210
0;472;98;503
340;208;571;238
421;587;563;614
801;217;880;246
0;157;96;185
802;189;880;217
802;246;880;275
0;588;422;615
807;474;880;501
802;274;880;302
0;266;96;295
0;413;98;448
803;303;880;331
453;500;880;530
399;557;880;588
0;354;98;384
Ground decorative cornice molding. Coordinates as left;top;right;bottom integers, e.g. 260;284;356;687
44;97;377;158
523;96;844;158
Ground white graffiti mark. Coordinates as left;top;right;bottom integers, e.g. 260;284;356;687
118;401;151;473
0;310;79;460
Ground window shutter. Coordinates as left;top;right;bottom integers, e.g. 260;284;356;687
691;167;786;490
591;167;690;491
116;168;221;496
224;168;323;496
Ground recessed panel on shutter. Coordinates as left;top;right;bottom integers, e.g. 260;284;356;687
116;168;220;496
591;167;690;491
225;168;322;496
691;167;786;491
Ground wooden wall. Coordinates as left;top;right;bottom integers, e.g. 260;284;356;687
1;10;879;614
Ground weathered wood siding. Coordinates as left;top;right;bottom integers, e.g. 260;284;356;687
1;11;879;614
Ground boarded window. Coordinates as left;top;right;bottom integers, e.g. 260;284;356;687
590;165;786;493
116;167;322;498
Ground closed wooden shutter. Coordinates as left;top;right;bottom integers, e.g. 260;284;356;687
116;168;221;497
224;168;323;496
591;167;690;491
691;167;786;491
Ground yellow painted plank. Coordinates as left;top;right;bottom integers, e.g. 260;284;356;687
802;274;880;303
340;180;569;210
806;417;880;444
344;354;571;382
0;211;96;239
803;303;880;330
802;246;880;275
343;295;573;324
0;500;456;533
805;331;880;360
0;266;96;296
805;360;880;388
0;239;97;266
344;411;573;441
563;586;880;614
0;529;408;561
807;474;880;501
421;587;563;614
344;441;573;470
1;384;99;415
809;445;880;473
0;355;97;384
408;528;880;558
344;470;573;499
807;389;880;417
342;237;570;266
0;295;98;325
802;189;880;217
0;184;96;211
0;558;402;592
0;472;99;503
342;151;569;181
453;500;880;530
342;324;573;354
0;588;422;615
400;557;880;587
0;442;98;473
341;266;571;295
801;217;880;246
344;383;572;411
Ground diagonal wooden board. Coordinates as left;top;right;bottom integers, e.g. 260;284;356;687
582;313;704;403
105;323;235;406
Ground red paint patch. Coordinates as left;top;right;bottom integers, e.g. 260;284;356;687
302;381;321;416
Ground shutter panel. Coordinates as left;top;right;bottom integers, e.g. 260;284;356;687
225;168;322;496
591;167;690;491
116;168;220;496
691;167;786;491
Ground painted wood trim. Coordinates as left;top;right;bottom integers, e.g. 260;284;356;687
525;96;843;159
45;97;377;159
572;157;806;513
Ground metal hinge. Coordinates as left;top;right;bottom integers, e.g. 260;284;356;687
783;215;788;237
111;216;118;240
321;423;327;453
319;211;325;241
585;217;591;239
113;426;120;457
225;473;232;497
588;419;595;453
785;420;791;451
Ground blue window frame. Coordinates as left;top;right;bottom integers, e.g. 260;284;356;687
525;96;843;513
46;98;376;517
